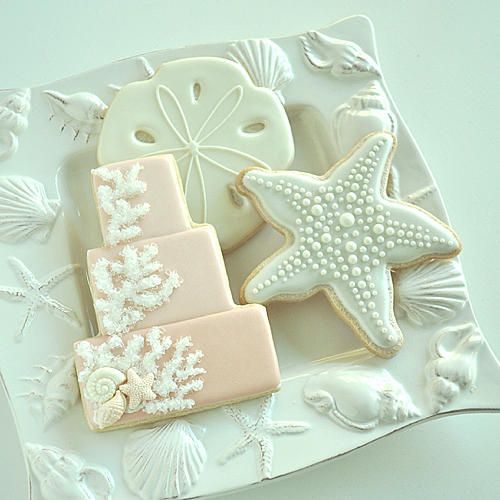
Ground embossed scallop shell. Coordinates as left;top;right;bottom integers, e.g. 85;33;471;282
304;365;420;431
123;419;207;499
44;89;107;142
0;176;60;243
394;259;467;326
0;88;31;161
84;367;126;404
25;442;115;500
227;38;293;102
94;390;126;429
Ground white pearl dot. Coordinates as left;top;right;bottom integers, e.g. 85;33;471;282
311;204;323;216
339;213;355;227
373;224;384;235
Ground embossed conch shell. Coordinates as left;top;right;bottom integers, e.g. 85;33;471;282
25;442;114;500
227;38;294;103
426;323;483;412
123;419;207;499
0;88;31;161
42;356;79;428
304;365;420;431
394;259;468;326
84;366;126;403
0;176;60;243
332;81;397;158
44;89;107;142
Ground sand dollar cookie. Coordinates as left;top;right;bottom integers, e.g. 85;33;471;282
98;57;294;251
237;132;461;358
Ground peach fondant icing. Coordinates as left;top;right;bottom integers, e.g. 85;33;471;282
74;154;280;431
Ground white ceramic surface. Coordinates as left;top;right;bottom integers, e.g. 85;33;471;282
0;8;498;500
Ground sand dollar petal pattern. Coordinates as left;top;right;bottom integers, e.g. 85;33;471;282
98;57;294;250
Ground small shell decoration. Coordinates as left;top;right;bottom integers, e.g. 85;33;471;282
84;367;126;403
94;390;126;429
123;419;207;499
25;442;115;500
0;176;60;243
394;259;467;326
300;31;380;78
227;39;293;103
0;88;30;161
44;89;108;142
304;365;420;431
332;81;396;158
426;323;483;412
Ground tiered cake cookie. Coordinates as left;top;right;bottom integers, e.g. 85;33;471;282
73;155;280;431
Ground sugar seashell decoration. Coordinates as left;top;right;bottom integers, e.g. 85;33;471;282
304;365;420;431
0;88;31;161
0;176;60;243
25;442;115;500
227;38;294;103
123;419;207;499
300;31;380;78
394;259;468;326
84;366;126;403
44;89;108;142
426;323;483;412
94;390;126;429
332;80;396;158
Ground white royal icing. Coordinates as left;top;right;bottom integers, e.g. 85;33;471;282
240;132;460;356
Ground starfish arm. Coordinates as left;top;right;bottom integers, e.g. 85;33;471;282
326;263;403;355
224;406;253;430
383;200;460;265
0;286;26;301
8;257;38;289
239;168;322;230
16;302;37;340
41;264;80;291
265;420;311;435
218;434;253;464
242;243;321;304
257;435;274;478
44;297;81;328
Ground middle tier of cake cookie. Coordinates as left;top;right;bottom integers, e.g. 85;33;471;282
87;225;234;335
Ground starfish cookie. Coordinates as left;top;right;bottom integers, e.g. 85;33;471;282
237;132;461;357
120;369;156;411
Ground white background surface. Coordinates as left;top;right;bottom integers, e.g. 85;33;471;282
0;1;499;499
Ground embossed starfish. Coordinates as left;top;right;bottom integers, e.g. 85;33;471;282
219;395;310;479
120;368;156;411
238;132;461;357
0;257;80;340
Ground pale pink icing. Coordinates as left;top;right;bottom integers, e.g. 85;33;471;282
75;304;280;431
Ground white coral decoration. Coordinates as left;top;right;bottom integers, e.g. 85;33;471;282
92;243;182;335
75;328;206;415
95;162;150;246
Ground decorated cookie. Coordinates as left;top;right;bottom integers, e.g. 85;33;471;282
97;57;294;251
237;132;461;358
74;155;280;431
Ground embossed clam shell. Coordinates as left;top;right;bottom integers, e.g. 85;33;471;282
25;442;114;500
333;81;396;157
94;390;126;429
84;367;126;404
227;38;293;102
123;419;207;499
304;365;420;431
0;176;60;243
394;259;467;326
